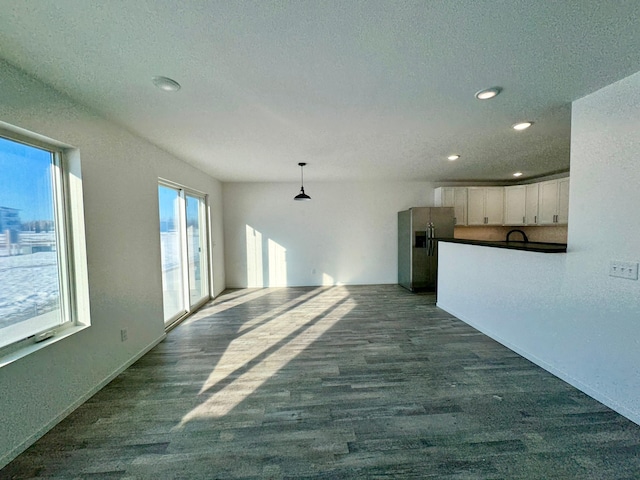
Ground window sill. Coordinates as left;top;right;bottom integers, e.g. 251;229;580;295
0;324;90;368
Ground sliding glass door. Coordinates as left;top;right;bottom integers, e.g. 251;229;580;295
158;183;209;325
158;185;185;321
186;194;208;307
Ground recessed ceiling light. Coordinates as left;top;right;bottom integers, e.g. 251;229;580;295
513;172;523;177
512;121;533;131
475;87;502;100
447;154;460;161
152;76;181;92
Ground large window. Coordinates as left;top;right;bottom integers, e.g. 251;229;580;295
0;133;81;351
158;182;209;325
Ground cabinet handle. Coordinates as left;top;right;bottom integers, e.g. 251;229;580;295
523;216;526;224
534;215;537;224
453;217;457;225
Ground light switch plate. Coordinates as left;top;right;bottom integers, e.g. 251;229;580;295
609;261;639;280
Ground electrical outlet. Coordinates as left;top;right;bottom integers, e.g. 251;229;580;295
120;329;128;342
609;261;639;280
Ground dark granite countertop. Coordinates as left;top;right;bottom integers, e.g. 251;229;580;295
438;238;567;253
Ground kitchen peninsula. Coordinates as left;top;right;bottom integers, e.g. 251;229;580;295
435;237;574;415
435;239;572;417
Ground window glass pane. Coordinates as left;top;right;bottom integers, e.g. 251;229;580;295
186;195;207;306
158;185;185;322
0;137;63;348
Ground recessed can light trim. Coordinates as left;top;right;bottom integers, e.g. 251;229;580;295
475;87;502;100
447;154;460;161
152;76;181;92
512;121;533;131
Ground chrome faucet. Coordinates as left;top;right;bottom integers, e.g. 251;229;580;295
506;229;529;243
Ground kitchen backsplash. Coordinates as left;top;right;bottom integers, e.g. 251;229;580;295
454;226;568;243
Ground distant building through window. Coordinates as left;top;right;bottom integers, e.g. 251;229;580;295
0;206;21;231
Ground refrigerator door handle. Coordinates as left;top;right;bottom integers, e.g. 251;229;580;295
431;225;436;256
428;223;435;256
424;224;429;255
433;225;436;256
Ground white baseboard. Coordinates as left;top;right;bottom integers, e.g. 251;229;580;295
0;334;166;469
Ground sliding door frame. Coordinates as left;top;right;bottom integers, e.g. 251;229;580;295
158;179;211;330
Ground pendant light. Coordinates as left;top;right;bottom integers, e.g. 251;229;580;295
294;162;311;201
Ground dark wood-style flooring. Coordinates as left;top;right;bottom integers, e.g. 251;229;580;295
3;285;640;479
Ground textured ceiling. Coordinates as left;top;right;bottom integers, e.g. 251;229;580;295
1;1;639;182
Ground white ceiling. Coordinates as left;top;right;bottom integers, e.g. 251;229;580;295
1;1;639;183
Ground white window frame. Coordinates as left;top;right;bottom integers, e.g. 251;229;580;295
0;125;90;366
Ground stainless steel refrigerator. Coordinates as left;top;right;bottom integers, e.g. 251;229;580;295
398;207;455;292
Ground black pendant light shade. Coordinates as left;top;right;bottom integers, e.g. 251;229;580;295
294;162;311;201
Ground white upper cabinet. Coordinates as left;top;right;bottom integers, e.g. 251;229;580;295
538;178;570;225
434;187;468;225
525;183;539;225
557;178;570;224
485;188;505;225
504;183;540;226
467;188;485;225
436;177;567;227
452;188;468;226
538;180;558;224
504;185;527;225
467;187;504;225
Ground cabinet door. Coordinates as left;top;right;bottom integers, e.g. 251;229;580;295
434;187;451;207
484;187;504;225
557;178;570;224
538;180;559;224
504;186;526;225
442;187;455;207
525;183;539;225
452;187;468;226
467;188;486;225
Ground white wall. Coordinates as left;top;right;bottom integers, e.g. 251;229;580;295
223;182;434;287
0;60;225;467
437;70;640;423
